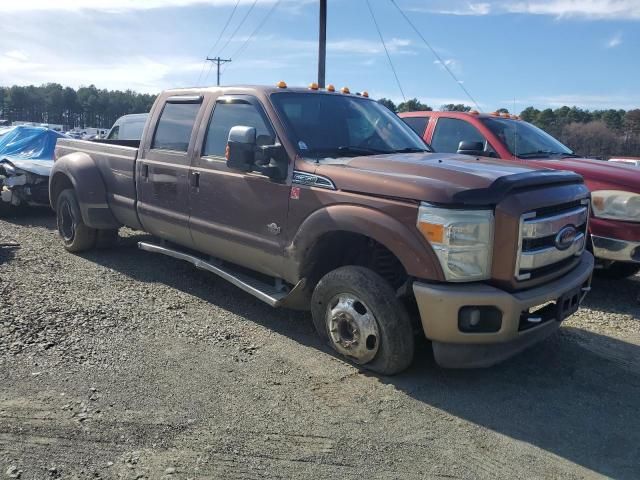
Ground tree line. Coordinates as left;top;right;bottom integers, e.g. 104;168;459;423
0;83;156;130
379;97;640;158
0;83;638;158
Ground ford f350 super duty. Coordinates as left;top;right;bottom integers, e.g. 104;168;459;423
51;83;593;374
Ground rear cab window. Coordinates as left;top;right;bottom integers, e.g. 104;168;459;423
402;116;430;137
152;101;201;152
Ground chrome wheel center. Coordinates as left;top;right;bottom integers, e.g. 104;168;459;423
59;202;75;242
326;294;379;364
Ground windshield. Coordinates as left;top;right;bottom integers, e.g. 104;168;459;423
481;117;574;158
271;92;430;158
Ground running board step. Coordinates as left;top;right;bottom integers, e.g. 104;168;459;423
138;241;287;307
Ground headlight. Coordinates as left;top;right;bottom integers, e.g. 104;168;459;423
592;190;640;222
417;203;494;281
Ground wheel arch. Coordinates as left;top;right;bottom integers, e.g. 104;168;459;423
286;204;443;285
49;152;120;229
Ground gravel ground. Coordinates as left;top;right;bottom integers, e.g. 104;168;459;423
1;211;639;480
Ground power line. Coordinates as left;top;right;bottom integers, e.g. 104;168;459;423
221;0;282;75
196;0;241;86
217;0;259;57
366;0;406;103
389;0;481;111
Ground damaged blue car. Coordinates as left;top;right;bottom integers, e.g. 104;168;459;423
0;125;66;216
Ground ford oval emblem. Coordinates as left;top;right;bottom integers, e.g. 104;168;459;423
555;226;578;251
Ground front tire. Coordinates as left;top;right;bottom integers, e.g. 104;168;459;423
311;266;415;375
56;189;97;252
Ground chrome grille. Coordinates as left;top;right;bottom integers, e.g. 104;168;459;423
515;199;590;281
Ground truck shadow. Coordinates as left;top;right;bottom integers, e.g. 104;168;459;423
390;328;640;479
582;274;639;319
82;231;640;479
0;207;55;229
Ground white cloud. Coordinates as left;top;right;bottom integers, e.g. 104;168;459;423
0;0;295;12
505;93;640;109
4;50;29;62
408;0;640;19
606;32;623;48
410;2;492;15
433;58;463;75
504;0;640;19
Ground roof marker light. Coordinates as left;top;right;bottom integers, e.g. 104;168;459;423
362;91;369;98
326;84;336;92
308;82;319;90
469;110;479;115
277;81;287;89
341;86;350;94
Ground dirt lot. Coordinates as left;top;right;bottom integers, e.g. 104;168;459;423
1;211;639;480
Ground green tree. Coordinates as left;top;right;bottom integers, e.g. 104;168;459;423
398;98;432;113
377;98;397;112
440;103;471;112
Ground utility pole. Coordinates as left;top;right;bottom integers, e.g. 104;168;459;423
206;56;232;86
318;0;327;88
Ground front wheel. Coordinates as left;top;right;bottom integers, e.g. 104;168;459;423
311;266;415;375
56;189;97;252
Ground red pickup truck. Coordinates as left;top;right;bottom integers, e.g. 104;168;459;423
400;111;640;278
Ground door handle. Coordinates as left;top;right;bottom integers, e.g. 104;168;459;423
191;171;200;188
142;164;149;179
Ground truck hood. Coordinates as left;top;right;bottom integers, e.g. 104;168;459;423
315;152;582;205
528;157;640;191
0;157;53;177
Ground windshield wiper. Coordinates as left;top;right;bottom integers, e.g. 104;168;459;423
519;150;579;159
388;147;430;154
518;150;552;158
334;146;391;156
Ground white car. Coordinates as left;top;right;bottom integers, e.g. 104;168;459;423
609;157;640;167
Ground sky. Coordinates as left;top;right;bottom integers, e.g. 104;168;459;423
0;0;639;112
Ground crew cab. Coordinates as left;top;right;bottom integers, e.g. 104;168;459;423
401;110;640;278
50;84;593;374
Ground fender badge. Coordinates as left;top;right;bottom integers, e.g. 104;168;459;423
290;186;300;200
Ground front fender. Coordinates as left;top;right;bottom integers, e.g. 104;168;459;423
287;204;443;281
49;152;120;229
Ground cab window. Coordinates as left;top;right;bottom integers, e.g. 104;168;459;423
402;116;429;137
107;125;119;140
431;117;487;153
203;101;274;157
152;102;201;152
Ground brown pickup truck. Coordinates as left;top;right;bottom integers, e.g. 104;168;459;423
50;84;594;374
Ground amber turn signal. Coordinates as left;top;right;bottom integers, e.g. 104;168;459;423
225;144;230;161
418;222;444;243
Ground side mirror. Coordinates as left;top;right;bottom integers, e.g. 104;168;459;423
457;140;485;156
226;125;257;171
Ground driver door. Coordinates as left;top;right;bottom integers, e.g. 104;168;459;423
188;95;291;278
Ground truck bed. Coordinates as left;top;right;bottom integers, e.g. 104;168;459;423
54;138;140;229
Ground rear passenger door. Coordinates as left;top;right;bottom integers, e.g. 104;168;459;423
188;95;291;278
137;96;204;248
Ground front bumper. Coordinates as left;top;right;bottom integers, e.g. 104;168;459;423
413;251;594;368
591;235;640;263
